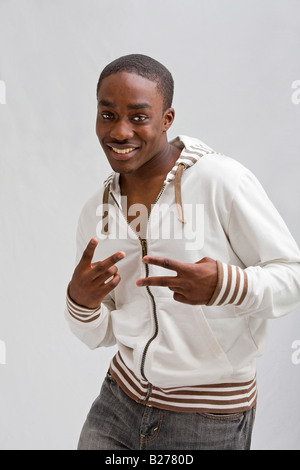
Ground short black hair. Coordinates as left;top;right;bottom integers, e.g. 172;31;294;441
96;54;174;111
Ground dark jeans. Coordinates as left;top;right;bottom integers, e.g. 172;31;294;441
77;372;256;450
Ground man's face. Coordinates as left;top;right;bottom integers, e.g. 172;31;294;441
96;71;174;175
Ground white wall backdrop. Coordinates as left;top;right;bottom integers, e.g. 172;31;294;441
0;0;299;450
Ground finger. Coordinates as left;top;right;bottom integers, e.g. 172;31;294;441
79;238;98;266
136;276;178;288
92;265;118;283
100;273;121;296
92;251;126;273
142;256;184;273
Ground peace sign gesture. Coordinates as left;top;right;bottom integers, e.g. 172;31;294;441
136;256;218;305
68;238;126;309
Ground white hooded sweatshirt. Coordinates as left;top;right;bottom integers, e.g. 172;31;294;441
65;136;300;413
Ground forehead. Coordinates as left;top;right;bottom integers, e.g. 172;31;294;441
97;71;163;108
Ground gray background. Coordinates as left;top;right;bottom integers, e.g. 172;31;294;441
0;0;299;450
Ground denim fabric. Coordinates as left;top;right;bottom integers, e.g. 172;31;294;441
77;372;256;450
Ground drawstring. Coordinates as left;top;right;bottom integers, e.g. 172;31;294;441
102;184;110;234
175;163;186;224
102;162;186;234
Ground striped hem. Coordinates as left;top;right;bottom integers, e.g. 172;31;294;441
207;261;249;307
66;286;101;323
110;352;257;414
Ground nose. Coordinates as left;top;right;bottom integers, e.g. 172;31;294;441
109;118;134;141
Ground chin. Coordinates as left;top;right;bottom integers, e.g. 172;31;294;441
107;159;137;174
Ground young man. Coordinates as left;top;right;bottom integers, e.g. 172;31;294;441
65;54;300;450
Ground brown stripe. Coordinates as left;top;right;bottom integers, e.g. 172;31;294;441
66;303;99;318
116;350;255;391
218;264;232;305
111;368;146;404
158;377;257;390
228;266;240;304
165;156;198;182
66;286;98;313
111;352;257;414
116;351;149;389
67;309;93;319
67;310;100;323
187;146;213;153
66;299;98;317
113;353;255;395
207;260;224;306
103;173;114;187
102;185;109;205
112;372;257;414
149;389;257;405
236;270;248;306
102;185;110;234
67;309;98;319
111;356;148;395
176;154;199;162
151;383;256;398
175;163;186;223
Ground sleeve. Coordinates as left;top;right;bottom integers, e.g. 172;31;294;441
207;169;300;319
64;201;116;349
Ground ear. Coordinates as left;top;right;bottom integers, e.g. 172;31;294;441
162;107;175;132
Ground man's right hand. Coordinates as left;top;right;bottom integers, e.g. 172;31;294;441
68;238;125;309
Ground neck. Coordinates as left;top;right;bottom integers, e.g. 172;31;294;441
120;142;181;192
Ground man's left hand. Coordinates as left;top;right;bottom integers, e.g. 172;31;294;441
136;256;218;305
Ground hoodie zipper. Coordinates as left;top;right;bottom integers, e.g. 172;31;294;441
139;238;159;383
138;185;166;384
109;184;166;401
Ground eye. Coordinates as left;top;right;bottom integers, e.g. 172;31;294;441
132;115;147;122
100;112;114;120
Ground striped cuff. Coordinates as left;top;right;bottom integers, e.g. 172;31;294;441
66;285;101;323
207;261;249;307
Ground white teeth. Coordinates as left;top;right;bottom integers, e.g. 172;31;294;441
111;147;135;154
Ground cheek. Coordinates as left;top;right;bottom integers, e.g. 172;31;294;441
96;119;107;139
147;126;165;147
143;120;165;140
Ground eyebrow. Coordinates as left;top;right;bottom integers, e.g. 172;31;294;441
127;102;152;110
98;99;152;110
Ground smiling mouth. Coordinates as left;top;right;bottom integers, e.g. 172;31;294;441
111;147;136;154
106;144;139;160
